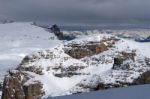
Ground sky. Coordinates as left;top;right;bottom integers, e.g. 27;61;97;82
0;0;150;25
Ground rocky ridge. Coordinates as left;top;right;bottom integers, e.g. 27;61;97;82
2;34;150;99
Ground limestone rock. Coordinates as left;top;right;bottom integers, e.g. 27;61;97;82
2;70;44;99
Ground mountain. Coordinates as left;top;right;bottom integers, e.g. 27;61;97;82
135;36;150;42
0;16;13;24
0;22;61;97
1;33;150;99
63;29;150;42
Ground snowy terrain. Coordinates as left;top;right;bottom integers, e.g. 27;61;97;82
63;30;150;58
1;22;150;99
63;29;150;57
47;84;150;99
0;22;61;87
63;29;150;42
3;33;150;98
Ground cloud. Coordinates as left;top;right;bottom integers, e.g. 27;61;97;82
0;0;150;24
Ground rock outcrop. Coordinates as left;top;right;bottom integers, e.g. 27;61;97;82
113;51;136;70
2;70;44;99
50;24;64;40
133;71;150;84
64;37;119;59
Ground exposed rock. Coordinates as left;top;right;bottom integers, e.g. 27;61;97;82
65;48;93;59
0;82;3;92
17;66;43;75
113;51;136;70
53;65;87;78
2;71;25;99
54;72;82;78
23;83;44;99
1;70;44;99
50;24;64;40
77;76;130;91
133;71;150;84
64;38;118;59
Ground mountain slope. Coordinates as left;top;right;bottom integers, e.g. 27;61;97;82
2;34;150;99
0;22;61;97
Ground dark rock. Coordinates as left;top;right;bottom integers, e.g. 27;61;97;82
53;66;86;78
23;83;44;99
54;72;82;78
1;70;44;99
18;66;43;75
114;58;124;66
65;48;93;59
65;38;117;59
113;51;136;70
50;24;64;40
133;71;150;84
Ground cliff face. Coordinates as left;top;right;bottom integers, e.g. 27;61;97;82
64;37;119;59
2;70;44;99
2;34;150;99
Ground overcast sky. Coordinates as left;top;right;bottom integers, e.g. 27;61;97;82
0;0;150;25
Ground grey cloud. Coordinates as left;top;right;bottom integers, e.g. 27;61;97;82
0;0;150;24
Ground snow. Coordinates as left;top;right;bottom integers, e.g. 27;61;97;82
46;84;150;99
63;29;150;42
0;22;61;83
1;23;150;98
124;40;150;58
18;33;150;98
17;33;150;98
23;46;89;98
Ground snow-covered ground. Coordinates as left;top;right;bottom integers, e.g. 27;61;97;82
64;30;150;59
124;40;150;58
8;33;150;98
47;84;150;99
1;22;150;98
64;30;150;58
0;22;61;83
63;29;150;41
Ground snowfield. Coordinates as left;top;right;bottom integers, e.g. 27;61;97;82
3;33;150;98
1;22;150;99
124;40;150;58
0;22;61;84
